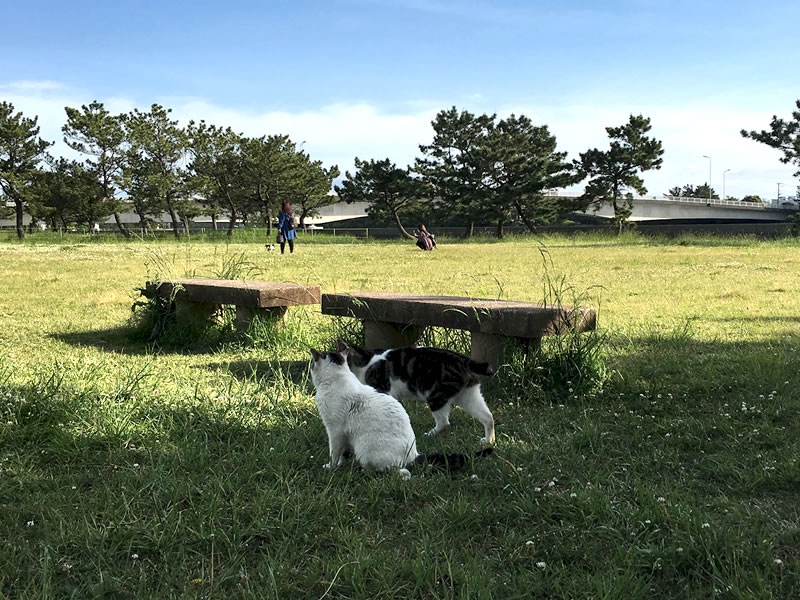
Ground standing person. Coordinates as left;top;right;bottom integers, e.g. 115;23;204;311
414;224;436;251
277;201;297;254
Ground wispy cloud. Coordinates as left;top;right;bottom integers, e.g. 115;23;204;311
3;80;796;200
1;80;66;92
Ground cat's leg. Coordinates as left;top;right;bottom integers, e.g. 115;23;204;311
425;402;453;437
324;433;349;469
456;386;496;444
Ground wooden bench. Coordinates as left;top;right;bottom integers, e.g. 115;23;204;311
148;278;321;330
321;292;596;368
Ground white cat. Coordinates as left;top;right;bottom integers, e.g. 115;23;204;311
310;348;420;479
309;349;492;479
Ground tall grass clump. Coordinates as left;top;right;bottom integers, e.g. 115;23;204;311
492;248;609;402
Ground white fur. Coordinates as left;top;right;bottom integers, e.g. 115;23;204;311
310;350;420;477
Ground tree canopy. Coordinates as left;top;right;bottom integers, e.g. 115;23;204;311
742;99;800;177
0;101;52;239
578;114;664;233
667;183;719;199
415;107;582;236
336;157;423;239
63;101;130;236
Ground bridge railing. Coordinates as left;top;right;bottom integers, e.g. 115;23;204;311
544;192;796;210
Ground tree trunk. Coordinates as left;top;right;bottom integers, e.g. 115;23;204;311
113;211;131;238
136;208;148;230
496;219;504;238
462;221;474;238
391;209;415;239
211;214;218;230
15;199;25;240
226;204;237;238
168;208;181;238
182;214;191;236
513;200;537;233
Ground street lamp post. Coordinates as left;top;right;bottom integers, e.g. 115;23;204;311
777;182;783;206
702;155;712;200
722;169;731;201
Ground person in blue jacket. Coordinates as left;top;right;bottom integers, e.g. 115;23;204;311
277;201;297;254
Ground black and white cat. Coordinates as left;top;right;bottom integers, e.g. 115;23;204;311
340;343;496;445
309;349;491;478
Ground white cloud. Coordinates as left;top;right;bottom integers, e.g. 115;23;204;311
3;81;797;201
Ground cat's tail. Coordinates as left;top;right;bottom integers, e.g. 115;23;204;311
414;448;493;471
467;360;495;377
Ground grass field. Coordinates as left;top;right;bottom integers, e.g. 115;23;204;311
1;231;799;598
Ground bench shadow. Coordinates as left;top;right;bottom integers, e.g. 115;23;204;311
202;359;310;384
49;326;155;356
49;326;240;356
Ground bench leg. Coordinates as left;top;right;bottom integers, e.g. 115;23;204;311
235;306;288;330
175;298;217;330
470;332;507;370
471;334;542;369
364;320;421;349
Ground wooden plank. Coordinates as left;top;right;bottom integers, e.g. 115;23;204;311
149;279;320;308
322;292;596;339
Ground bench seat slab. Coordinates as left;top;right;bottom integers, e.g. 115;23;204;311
151;279;320;308
322;292;596;339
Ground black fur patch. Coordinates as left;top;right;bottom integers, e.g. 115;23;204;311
327;351;345;366
364;360;391;393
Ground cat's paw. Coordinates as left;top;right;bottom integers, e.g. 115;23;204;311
426;426;448;437
323;463;331;469
481;435;495;444
398;468;411;480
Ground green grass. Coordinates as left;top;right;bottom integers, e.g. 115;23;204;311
1;233;798;598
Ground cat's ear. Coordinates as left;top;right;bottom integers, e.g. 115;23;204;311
336;339;350;352
310;348;322;361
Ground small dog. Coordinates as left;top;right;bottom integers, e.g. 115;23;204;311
265;244;276;252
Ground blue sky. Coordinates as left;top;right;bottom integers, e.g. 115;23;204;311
3;0;799;200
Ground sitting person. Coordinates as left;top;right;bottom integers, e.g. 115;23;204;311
414;224;436;251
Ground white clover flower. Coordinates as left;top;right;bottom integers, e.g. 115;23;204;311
470;474;479;481
534;487;542;492
131;553;139;560
702;523;710;528
525;540;534;546
570;493;577;498
657;497;666;502
536;561;546;569
26;520;34;527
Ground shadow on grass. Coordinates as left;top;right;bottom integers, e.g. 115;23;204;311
605;330;800;395
49;325;247;356
203;359;311;384
706;315;800;323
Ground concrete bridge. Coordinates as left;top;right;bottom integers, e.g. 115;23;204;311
311;195;798;224
576;194;797;222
